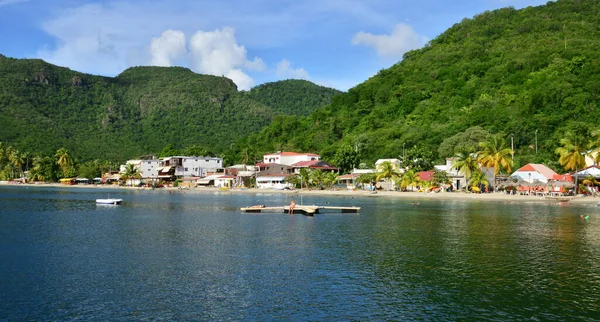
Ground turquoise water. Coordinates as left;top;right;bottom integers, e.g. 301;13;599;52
1;186;599;320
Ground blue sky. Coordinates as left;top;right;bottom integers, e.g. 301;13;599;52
0;0;550;90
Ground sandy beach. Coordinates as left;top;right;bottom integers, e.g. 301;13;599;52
4;181;600;205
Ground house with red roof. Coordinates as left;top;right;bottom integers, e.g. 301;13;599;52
291;160;339;174
510;164;558;183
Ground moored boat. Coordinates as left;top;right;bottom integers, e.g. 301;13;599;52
96;198;123;205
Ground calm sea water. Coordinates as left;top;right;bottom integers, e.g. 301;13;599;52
0;186;599;321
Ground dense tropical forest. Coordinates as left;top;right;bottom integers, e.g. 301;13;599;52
235;0;600;173
0;59;338;162
1;0;600;182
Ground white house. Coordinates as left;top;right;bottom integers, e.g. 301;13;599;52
572;165;600;178
263;151;319;166
256;174;293;190
510;164;558;183
161;156;223;177
121;159;161;179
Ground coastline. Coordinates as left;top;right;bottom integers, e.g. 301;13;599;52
3;182;599;205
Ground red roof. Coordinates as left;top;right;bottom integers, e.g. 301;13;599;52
515;164;558;179
264;151;319;157
418;171;435;181
552;174;573;182
292;160;320;167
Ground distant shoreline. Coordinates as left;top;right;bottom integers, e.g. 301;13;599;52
3;182;599;205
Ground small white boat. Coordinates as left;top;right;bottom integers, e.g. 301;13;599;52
96;198;123;205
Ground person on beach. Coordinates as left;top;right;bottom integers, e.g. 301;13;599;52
289;199;296;214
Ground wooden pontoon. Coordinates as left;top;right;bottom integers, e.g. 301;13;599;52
241;205;360;216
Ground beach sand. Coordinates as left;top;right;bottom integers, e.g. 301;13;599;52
5;182;599;205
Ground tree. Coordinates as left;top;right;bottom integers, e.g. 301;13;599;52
401;146;434;172
376;160;401;190
433;170;451;187
323;171;339;189
55;148;74;178
469;169;489;193
451;146;479;189
477;134;514;187
555;131;588;172
332;144;359;174
298;168;311;189
29;156;58;182
400;169;420;191
121;163;141;186
310;169;325;189
159;144;180;158
590;129;600;165
356;172;377;190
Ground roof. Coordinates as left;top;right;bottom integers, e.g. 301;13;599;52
264;151;319;157
292;160;320;167
217;175;236;179
514;164;558;179
418;171;435;181
292;160;338;170
375;158;400;165
338;174;360;179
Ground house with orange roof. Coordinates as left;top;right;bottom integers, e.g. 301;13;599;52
510;164;558;183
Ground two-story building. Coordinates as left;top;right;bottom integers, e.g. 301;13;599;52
263;152;320;166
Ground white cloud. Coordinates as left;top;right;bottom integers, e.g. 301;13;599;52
276;59;309;80
187;27;263;90
0;0;28;7
352;23;427;58
149;30;186;67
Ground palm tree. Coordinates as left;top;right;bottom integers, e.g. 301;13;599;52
451;146;479;189
400;169;420;191
298;168;311;189
310;169;325;189
121;163;141;186
10;150;25;180
581;175;600;196
590;129;600;165
477;134;513;186
376;161;401;190
323;171;339;190
55;148;74;178
469;169;489;193
556;131;588;171
556;131;588;193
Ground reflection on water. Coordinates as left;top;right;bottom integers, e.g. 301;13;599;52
0;186;599;320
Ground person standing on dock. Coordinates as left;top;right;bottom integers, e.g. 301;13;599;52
289;199;296;214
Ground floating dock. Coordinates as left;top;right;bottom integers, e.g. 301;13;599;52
241;205;360;216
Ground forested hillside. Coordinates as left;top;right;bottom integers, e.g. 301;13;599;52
0;58;336;161
236;0;600;171
246;79;340;116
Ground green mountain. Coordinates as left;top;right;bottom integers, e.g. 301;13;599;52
0;57;336;161
246;79;341;116
241;0;600;169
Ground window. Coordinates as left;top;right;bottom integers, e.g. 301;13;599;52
185;168;188;172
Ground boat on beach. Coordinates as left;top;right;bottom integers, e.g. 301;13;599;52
96;198;123;205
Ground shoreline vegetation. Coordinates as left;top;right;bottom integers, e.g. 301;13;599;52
3;181;599;205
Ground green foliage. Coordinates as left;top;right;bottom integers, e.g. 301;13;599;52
332;144;359;174
238;0;600;167
0;60;337;163
401;145;434;172
245;79;340;116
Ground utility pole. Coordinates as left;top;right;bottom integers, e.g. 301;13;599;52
511;133;514;159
